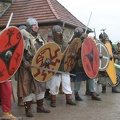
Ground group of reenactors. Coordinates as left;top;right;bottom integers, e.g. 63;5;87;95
0;17;120;120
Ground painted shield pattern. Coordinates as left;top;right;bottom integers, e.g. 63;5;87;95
81;37;99;79
64;38;82;72
31;42;62;82
96;41;110;71
0;26;24;83
105;42;117;85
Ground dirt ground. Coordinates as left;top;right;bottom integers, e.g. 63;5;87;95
0;79;120;120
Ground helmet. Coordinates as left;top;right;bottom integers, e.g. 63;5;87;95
71;27;84;41
99;32;108;40
26;17;38;36
52;25;62;35
52;25;63;44
26;17;38;28
74;27;84;35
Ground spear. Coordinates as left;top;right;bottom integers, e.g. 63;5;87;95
85;12;92;34
6;12;13;28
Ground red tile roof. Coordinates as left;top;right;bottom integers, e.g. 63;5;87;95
0;0;89;30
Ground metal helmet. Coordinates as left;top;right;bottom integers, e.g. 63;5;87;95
74;27;84;37
52;25;63;44
99;32;109;44
52;25;62;35
26;17;38;28
26;17;38;36
99;32;108;40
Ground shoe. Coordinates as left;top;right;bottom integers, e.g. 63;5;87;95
91;92;102;101
75;96;82;101
2;111;17;120
92;96;102;101
50;101;56;107
18;97;24;106
24;101;34;117
37;106;50;113
112;87;120;93
86;92;99;96
66;99;76;105
74;92;82;101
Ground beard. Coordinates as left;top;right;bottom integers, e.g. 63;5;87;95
53;33;63;44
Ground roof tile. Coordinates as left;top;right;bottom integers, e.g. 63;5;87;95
0;0;87;29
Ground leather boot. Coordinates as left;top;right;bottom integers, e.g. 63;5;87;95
24;101;34;117
66;94;76;105
50;95;56;107
74;92;82;101
91;92;101;101
112;87;120;93
37;99;50;113
44;89;50;100
85;81;90;95
102;86;106;93
18;97;24;106
2;111;17;120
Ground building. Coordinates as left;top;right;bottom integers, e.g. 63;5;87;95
0;0;92;41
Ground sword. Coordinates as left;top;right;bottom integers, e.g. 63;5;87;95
31;65;76;76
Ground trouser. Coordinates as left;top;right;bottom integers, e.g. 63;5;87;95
74;79;96;92
0;81;12;112
88;79;96;92
23;92;45;102
49;74;72;95
46;79;51;89
74;80;82;92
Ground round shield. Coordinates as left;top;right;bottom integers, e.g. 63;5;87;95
105;42;117;85
81;37;99;79
0;26;24;83
31;42;62;82
64;38;82;72
96;41;110;71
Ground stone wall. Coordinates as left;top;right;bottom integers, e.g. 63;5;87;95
39;25;73;42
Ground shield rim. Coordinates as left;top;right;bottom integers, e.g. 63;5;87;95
31;42;62;82
0;26;24;83
81;37;99;79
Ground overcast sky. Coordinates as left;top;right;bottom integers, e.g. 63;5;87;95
57;0;120;43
